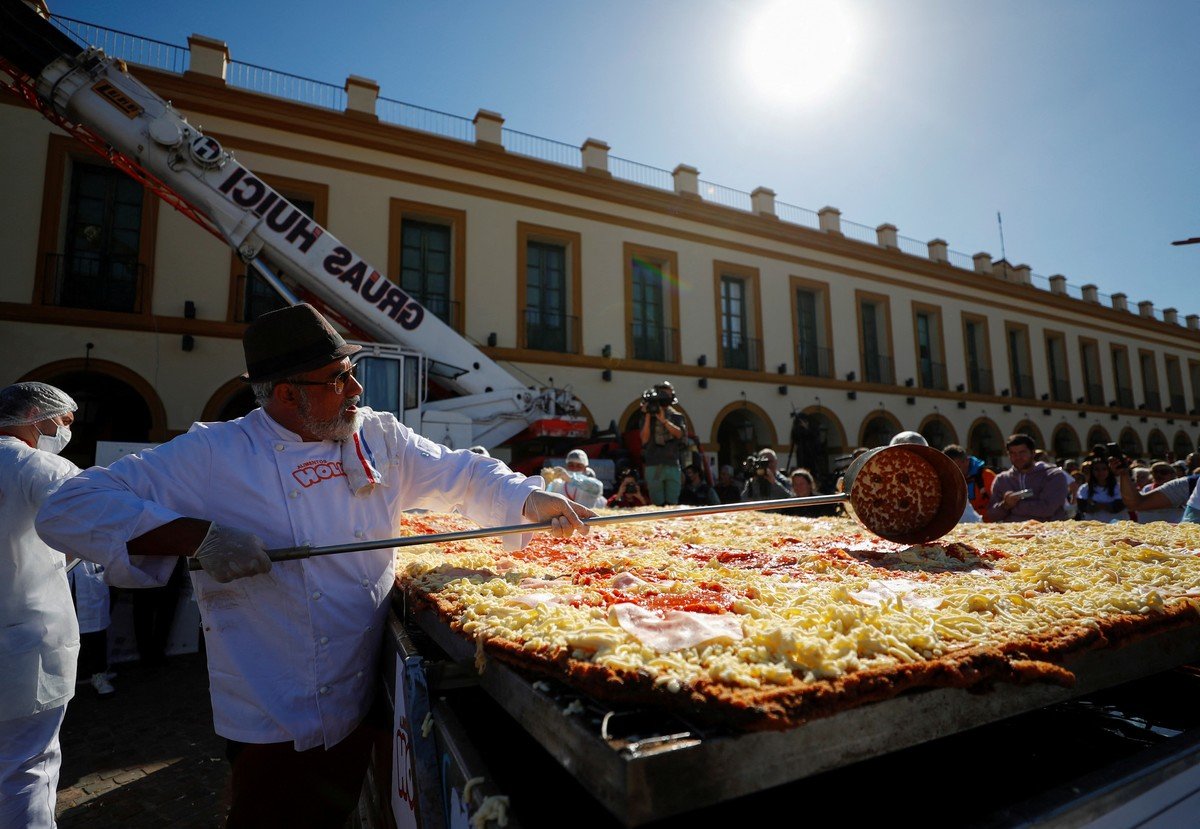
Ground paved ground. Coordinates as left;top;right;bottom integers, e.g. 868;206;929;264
56;652;228;828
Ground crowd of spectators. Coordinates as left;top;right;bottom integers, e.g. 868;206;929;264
593;419;1200;530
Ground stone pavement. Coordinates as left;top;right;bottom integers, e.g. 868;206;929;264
56;652;228;828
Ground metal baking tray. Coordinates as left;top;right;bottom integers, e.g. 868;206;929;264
406;602;1200;827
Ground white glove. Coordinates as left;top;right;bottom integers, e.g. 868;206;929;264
194;522;272;583
522;489;594;539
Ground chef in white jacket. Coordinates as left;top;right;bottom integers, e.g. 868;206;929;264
36;303;592;828
0;382;80;829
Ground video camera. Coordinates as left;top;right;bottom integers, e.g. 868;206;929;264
1090;442;1127;467
640;385;676;416
742;453;772;478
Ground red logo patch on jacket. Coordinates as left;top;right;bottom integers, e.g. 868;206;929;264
292;460;346;487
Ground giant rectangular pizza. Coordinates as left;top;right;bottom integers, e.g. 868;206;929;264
395;511;1200;731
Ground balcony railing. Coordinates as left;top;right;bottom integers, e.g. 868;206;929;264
376;97;474;142
918;359;948;390
1085;382;1105;406
227;61;346;110
415;298;461;332
1050;379;1072;403
863;352;895;385
1143;391;1162;412
630;324;679;363
1011;373;1036;400
51;15;189;73
797;344;833;378
235;271;290;322
1115;387;1135;409
967;365;994;395
42;252;145;313
522;310;579;353
721;337;762;372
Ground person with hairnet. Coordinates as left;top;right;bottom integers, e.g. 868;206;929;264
0;382;81;829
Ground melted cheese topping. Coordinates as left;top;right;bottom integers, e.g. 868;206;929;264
397;512;1200;693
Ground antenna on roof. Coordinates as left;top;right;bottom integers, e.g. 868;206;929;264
997;211;1009;279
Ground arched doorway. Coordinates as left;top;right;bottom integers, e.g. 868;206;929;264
1086;425;1111;450
782;407;846;484
1051;424;1081;462
24;360;163;468
968;418;1004;469
1012;420;1044;452
1146;429;1169;460
918;414;957;450
1174;430;1194;462
1118;427;1143;458
712;402;778;470
858;411;901;449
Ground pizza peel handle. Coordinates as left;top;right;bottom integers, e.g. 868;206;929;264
185;445;963;568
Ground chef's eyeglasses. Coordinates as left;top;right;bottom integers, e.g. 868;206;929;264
288;365;357;395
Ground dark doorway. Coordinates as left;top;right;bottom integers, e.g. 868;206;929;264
216;386;258;421
46;371;153;467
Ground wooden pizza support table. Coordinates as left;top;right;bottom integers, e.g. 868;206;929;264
357;589;1200;828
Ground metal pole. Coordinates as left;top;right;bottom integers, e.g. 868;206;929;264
187;493;848;569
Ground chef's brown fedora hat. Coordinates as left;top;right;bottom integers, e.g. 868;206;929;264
242;303;361;383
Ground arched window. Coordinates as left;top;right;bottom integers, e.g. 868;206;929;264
791;408;845;477
968;419;1004;469
860;412;900;449
1173;431;1195;462
918;415;957;450
1051;424;1081;462
1012;420;1044;452
1118;428;1143;458
1146;430;1169;460
1086;426;1111;450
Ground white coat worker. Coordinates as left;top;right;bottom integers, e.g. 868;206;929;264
890;431;981;523
546;448;607;510
0;382;81;829
36;303;593;828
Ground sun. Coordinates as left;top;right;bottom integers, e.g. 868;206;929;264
742;1;858;107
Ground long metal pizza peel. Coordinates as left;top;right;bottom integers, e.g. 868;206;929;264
186;443;965;569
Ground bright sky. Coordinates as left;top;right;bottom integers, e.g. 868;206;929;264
50;0;1200;321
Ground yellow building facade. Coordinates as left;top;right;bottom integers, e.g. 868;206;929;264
2;18;1199;480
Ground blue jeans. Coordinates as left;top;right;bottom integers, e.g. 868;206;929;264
1183;505;1200;524
644;464;682;506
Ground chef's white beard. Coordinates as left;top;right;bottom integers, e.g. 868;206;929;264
297;390;361;442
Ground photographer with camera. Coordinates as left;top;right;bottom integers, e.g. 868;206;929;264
638;381;688;505
740;451;792;502
607;467;650;508
985;434;1070;523
1076;447;1130;522
1107;448;1200;524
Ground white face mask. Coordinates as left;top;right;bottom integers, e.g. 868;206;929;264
36;423;72;455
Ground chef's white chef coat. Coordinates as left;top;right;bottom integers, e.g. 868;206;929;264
36;408;540;751
0;436;80;721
